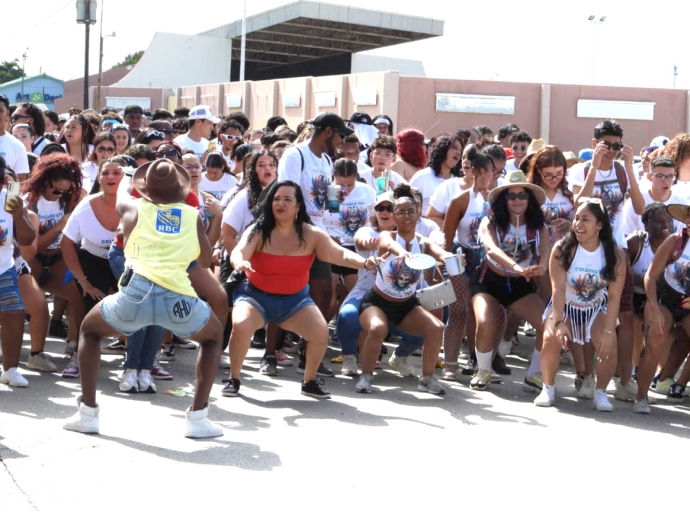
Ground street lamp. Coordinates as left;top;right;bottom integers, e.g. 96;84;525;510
97;31;117;110
77;0;98;109
21;48;29;101
239;0;247;82
588;15;607;85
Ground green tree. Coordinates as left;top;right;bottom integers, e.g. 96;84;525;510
109;50;144;70
0;60;25;84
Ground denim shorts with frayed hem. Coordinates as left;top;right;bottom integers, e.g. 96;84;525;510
233;282;315;325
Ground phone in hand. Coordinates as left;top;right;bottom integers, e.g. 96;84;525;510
4;181;20;212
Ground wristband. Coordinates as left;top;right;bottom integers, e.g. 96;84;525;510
603;329;614;335
78;276;88;283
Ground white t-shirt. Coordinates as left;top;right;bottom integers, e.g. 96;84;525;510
81;161;98;193
199;173;238;201
62;197;116;259
323;181;376;246
0;133;29;175
358;168;407;197
416;217;440;238
60;144;93;167
505;159;519;173
277;141;332;230
622;188;688;236
672;180;690;203
345;226;379;300
568;161;630;247
174;133;209;159
222;188;255;240
0;189;16;274
428;178;462;216
409;167;449;216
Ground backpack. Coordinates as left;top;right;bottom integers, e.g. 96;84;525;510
668;229;690;264
583;160;628;194
629;231;647;266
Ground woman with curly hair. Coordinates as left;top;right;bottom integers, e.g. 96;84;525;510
81;132;117;192
663;133;690;201
57;115;96;164
22;154;87;374
536;198;626;411
409;134;463;215
224;180;377;399
391;128;427;181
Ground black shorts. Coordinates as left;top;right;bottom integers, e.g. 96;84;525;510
658;279;690;322
633;292;646;316
360;288;418;326
331;245;358;277
619;264;634;313
471;267;535;307
309;256;332;281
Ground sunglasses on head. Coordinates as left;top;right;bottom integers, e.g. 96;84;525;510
578;197;605;213
375;204;392;212
598;140;624;151
506;192;529;201
156;149;181;159
144;130;165;139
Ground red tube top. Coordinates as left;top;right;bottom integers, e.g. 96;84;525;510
247;251;315;294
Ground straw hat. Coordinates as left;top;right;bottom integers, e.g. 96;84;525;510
666;204;690;224
133;159;190;204
489;169;546;205
525;138;547;159
562;151;584;166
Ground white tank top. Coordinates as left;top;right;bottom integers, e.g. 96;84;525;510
0;189;16;274
565;243;609;309
35;196;65;251
630;234;655;294
665;236;690;295
456;188;489;248
375;233;424;299
485;223;540;272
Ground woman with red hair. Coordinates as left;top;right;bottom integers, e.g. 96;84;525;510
391;129;427;181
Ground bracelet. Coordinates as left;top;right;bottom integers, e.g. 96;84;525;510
603;329;614;335
363;259;371;270
78;276;88;283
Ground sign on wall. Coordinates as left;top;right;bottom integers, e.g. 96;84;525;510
436;93;516;115
577;99;655;121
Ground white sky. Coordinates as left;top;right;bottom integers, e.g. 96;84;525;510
2;0;688;89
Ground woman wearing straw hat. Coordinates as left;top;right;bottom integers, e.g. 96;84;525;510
469;170;551;391
637;203;690;414
535;198;626;410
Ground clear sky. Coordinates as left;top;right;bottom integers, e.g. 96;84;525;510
2;0;687;89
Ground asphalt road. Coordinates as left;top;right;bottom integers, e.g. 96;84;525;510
1;330;689;511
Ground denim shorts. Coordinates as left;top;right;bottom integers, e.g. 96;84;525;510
233;282;315;325
100;273;211;337
0;266;24;312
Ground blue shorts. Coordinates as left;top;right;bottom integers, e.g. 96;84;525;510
233;282;315;325
0;266;24;312
100;273;211;337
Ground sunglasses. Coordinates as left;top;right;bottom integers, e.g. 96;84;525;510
506;192;529;201
51;188;67;196
96;146;116;154
598;140;624;151
512;145;528;152
578;197;605;213
221;134;241;141
375;204;393;212
156;149;181;159
11;114;31;122
144;130;165;139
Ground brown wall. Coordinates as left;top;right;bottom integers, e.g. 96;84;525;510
56;67;131;112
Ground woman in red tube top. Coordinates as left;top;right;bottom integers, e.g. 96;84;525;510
225;180;379;400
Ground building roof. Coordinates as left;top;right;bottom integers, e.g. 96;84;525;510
0;73;63;88
197;1;443;70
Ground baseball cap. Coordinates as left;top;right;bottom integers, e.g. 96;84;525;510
578;148;593;161
375;191;394;206
124;105;144;116
189;105;220;123
650;136;669;148
350;112;373;125
313;112;353;137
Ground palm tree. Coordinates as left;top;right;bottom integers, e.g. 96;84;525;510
0;60;24;84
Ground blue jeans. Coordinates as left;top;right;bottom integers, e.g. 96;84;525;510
108;243;165;371
336;295;426;357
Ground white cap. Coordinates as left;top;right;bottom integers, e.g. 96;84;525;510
189;105;220;123
650;135;669;148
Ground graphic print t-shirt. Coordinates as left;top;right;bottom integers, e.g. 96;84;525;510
323;182;376;246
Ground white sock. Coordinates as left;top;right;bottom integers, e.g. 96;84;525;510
476;350;493;371
527;348;541;377
498;339;512;357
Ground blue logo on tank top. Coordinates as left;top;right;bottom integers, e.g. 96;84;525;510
156;208;181;234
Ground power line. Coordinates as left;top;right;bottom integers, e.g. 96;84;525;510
4;1;74;38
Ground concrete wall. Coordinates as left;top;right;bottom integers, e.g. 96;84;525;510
351;54;426;77
56;67;130;112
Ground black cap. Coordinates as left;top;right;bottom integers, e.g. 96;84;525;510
124;104;144;116
0;94;9;110
313;112;354;137
350;112;373;125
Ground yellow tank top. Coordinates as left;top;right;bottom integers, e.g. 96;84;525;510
124;200;200;297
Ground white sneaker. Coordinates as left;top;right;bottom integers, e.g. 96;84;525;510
64;341;77;355
534;385;556;407
119;370;139;393
26;352;57;372
138;370;157;393
0;367;28;387
219;354;231;369
63;397;99;434
577;375;595;399
355;373;374;393
594;389;614;412
341;354;358;376
185;405;223;438
613;378;637;402
418;374;446;395
389;352;415;377
633;398;651;414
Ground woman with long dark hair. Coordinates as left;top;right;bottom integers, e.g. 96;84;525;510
225;180;378;399
57;115;95;164
372;115;394;137
536;198;626;410
199;151;238;201
470;171;551;392
111;124;132;155
82;132;117;192
409;135;463;215
391;128;427;181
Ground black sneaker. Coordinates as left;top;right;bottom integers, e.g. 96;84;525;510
301;378;331;399
492;354;512;375
668;383;685;403
297;361;334;377
259;355;278;376
159;344;176;361
250;328;266;349
49;319;68;338
221;378;241;397
172;335;196;350
461;353;477;375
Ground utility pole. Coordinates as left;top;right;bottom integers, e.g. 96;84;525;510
20;49;29;101
97;0;116;110
674;65;678;88
240;0;247;82
77;0;98;109
588;15;607;85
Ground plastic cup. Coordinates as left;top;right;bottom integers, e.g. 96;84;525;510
445;250;464;276
327;184;341;213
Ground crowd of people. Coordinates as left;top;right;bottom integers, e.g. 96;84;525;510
1;93;690;437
